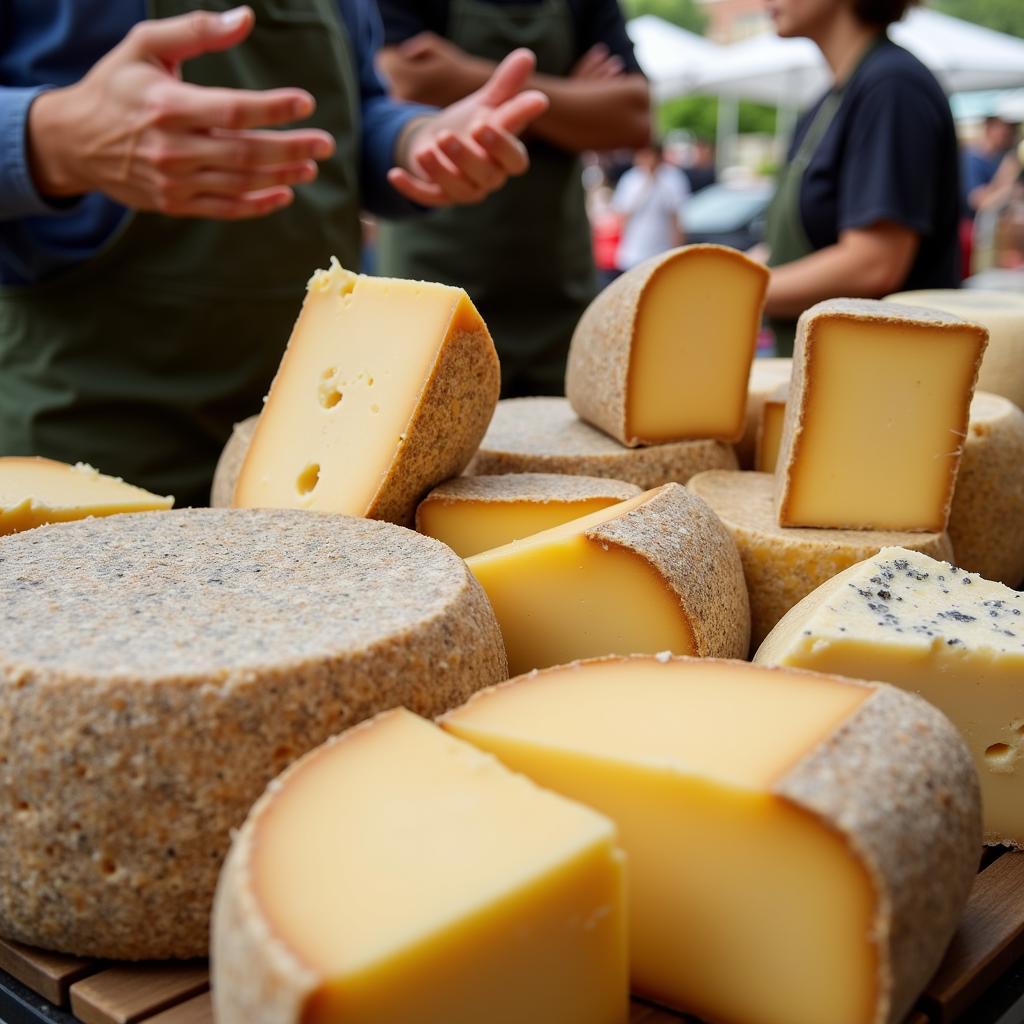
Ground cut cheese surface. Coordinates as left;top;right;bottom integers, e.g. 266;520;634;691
566;245;768;445
465;483;750;675
0;457;172;535
416;474;641;559
443;656;980;1024
234;260;499;526
213;709;627;1024
737;357;792;469
776;299;987;532
756;546;1024;847
755;384;788;473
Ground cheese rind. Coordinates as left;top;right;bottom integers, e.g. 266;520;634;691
233;262;500;527
442;656;980;1024
466;397;738;488
737;357;792;469
775;299;987;532
566;245;769;446
0;509;506;959
466;483;750;675
211;416;258;508
688;470;954;649
755;546;1024;847
0;457;172;534
415;473;642;559
212;709;628;1024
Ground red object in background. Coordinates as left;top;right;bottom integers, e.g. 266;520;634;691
592;210;622;272
959;217;973;281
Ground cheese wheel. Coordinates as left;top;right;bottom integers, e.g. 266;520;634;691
416;473;642;559
949;391;1024;586
466;397;738;488
0;509;506;959
754;381;789;474
211;416;258;509
442;655;980;1024
688;470;954;649
736;356;791;469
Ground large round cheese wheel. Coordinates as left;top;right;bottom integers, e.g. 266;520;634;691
211;416;258;508
0;509;506;960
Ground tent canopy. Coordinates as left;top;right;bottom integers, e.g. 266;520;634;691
626;15;722;101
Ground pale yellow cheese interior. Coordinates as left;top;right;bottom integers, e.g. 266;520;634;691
756;398;787;473
0;457;172;535
251;709;627;1024
466;493;695;675
443;658;875;1024
417;495;625;559
783;316;982;531
627;248;766;443
233;262;477;515
756;546;1024;847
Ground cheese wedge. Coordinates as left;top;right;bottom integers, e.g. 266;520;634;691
442;656;980;1024
736;357;791;468
465;482;749;675
0;457;172;535
754;382;788;473
416;473;642;559
688;471;953;649
775;299;987;532
467;397;737;488
233;260;500;526
886;289;1024;411
566;245;769;446
212;709;628;1024
211;416;258;508
756;546;1024;848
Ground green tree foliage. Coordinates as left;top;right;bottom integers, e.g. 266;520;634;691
621;0;708;35
930;0;1024;37
658;95;778;140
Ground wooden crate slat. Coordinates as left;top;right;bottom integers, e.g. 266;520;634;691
69;964;208;1024
918;851;1024;1023
138;992;213;1024
0;939;97;1007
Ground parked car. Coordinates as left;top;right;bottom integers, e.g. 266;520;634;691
681;182;773;250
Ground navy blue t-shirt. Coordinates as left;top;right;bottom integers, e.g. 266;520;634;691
791;37;961;290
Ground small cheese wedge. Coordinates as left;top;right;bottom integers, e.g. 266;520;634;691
566;245;769;446
949;391;1024;586
886;289;1024;412
775;299;987;532
736;357;791;468
0;457;172;535
416;473;642;559
688;471;954;649
442;656;980;1024
466;482;749;675
466;397;738;488
211;416;258;508
756;546;1024;848
234;260;500;526
754;382;788;473
213;709;628;1024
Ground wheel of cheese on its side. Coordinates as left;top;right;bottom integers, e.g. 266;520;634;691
0;509;506;960
211;415;258;508
466;397;737;488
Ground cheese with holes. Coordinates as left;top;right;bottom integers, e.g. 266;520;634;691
466;397;737;488
233;260;500;526
213;709;628;1024
466;483;749;675
949;392;1024;586
755;382;788;473
756;546;1024;848
736;357;791;469
442;656;979;1024
416;474;641;559
775;299;987;532
886;290;1024;411
211;416;258;508
0;509;506;960
0;457;172;534
688;471;953;649
566;245;768;446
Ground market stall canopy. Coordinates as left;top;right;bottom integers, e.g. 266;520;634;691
626;15;723;101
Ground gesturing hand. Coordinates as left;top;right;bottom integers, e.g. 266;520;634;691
388;49;549;208
27;6;336;220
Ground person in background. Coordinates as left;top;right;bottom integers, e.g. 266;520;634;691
963;117;1018;217
0;3;548;505
612;144;689;272
685;137;717;194
374;0;651;396
758;0;960;355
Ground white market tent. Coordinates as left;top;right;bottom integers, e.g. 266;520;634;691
626;15;723;101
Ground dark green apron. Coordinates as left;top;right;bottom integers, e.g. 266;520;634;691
0;0;361;507
376;0;596;397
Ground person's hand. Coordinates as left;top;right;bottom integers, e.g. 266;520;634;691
388;49;549;208
27;6;336;219
571;44;624;81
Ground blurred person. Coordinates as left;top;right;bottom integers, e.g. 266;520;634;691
613;144;689;271
685;137;717;194
963;116;1018;218
588;184;623;289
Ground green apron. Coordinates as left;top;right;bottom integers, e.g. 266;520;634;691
376;0;596;397
764;38;880;356
0;0;361;507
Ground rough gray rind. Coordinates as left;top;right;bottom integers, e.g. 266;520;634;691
736;357;792;469
0;509;507;960
466;398;738;488
776;684;981;1024
587;483;750;658
211;416;259;508
420;473;641;508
